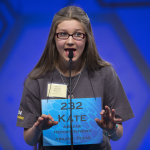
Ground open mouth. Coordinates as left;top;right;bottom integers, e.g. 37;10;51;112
64;48;76;52
64;48;76;56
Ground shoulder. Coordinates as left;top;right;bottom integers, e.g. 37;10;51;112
23;78;39;98
93;66;119;88
86;65;118;89
100;65;116;75
89;65;117;79
24;69;54;91
99;65;119;85
102;65;118;81
24;77;38;88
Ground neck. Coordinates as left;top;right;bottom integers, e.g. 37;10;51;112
56;58;85;77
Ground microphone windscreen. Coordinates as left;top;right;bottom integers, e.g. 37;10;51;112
68;51;73;59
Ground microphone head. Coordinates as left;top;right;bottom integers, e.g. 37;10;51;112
68;51;73;59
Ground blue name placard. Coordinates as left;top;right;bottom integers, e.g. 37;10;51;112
41;97;103;146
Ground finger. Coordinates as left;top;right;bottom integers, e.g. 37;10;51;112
53;121;58;125
41;120;58;130
36;115;50;127
112;109;115;119
48;121;58;126
95;118;101;125
41;114;54;121
100;110;105;115
47;114;54;121
95;118;103;128
41;114;48;119
114;118;122;123
40;114;57;128
99;110;105;122
34;117;44;126
105;106;111;116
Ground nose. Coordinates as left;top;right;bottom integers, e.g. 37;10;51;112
66;35;75;45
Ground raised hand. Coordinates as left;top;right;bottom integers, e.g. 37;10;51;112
34;114;58;131
95;105;122;133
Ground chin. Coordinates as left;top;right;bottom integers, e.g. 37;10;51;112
62;56;79;63
71;57;76;62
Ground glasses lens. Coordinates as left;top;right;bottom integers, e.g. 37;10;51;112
58;33;68;39
57;32;85;40
73;33;84;40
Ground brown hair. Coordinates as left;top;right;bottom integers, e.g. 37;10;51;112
28;6;110;79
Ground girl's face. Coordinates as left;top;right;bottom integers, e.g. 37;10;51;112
55;19;86;64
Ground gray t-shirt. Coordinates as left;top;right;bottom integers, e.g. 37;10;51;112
16;66;134;150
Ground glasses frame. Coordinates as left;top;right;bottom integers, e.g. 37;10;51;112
55;32;86;40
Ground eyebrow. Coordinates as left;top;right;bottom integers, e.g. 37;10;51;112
57;29;84;32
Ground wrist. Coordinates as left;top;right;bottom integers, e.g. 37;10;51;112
32;124;42;133
104;124;118;137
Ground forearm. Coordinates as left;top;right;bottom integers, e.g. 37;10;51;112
24;125;42;146
106;124;123;141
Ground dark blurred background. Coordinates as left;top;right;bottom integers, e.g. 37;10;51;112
0;0;150;150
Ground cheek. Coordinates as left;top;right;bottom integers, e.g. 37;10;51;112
55;40;65;50
77;41;86;50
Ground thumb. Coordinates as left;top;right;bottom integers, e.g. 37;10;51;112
50;121;58;126
95;118;103;128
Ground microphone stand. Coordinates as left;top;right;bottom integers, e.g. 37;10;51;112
68;51;74;150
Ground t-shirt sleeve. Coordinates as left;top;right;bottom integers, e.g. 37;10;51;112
104;66;134;122
16;78;41;129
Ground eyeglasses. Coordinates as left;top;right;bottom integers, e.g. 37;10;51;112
55;32;86;40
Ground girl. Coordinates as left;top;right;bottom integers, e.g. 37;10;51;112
17;6;134;150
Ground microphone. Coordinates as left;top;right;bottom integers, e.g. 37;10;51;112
68;51;74;150
68;51;73;62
